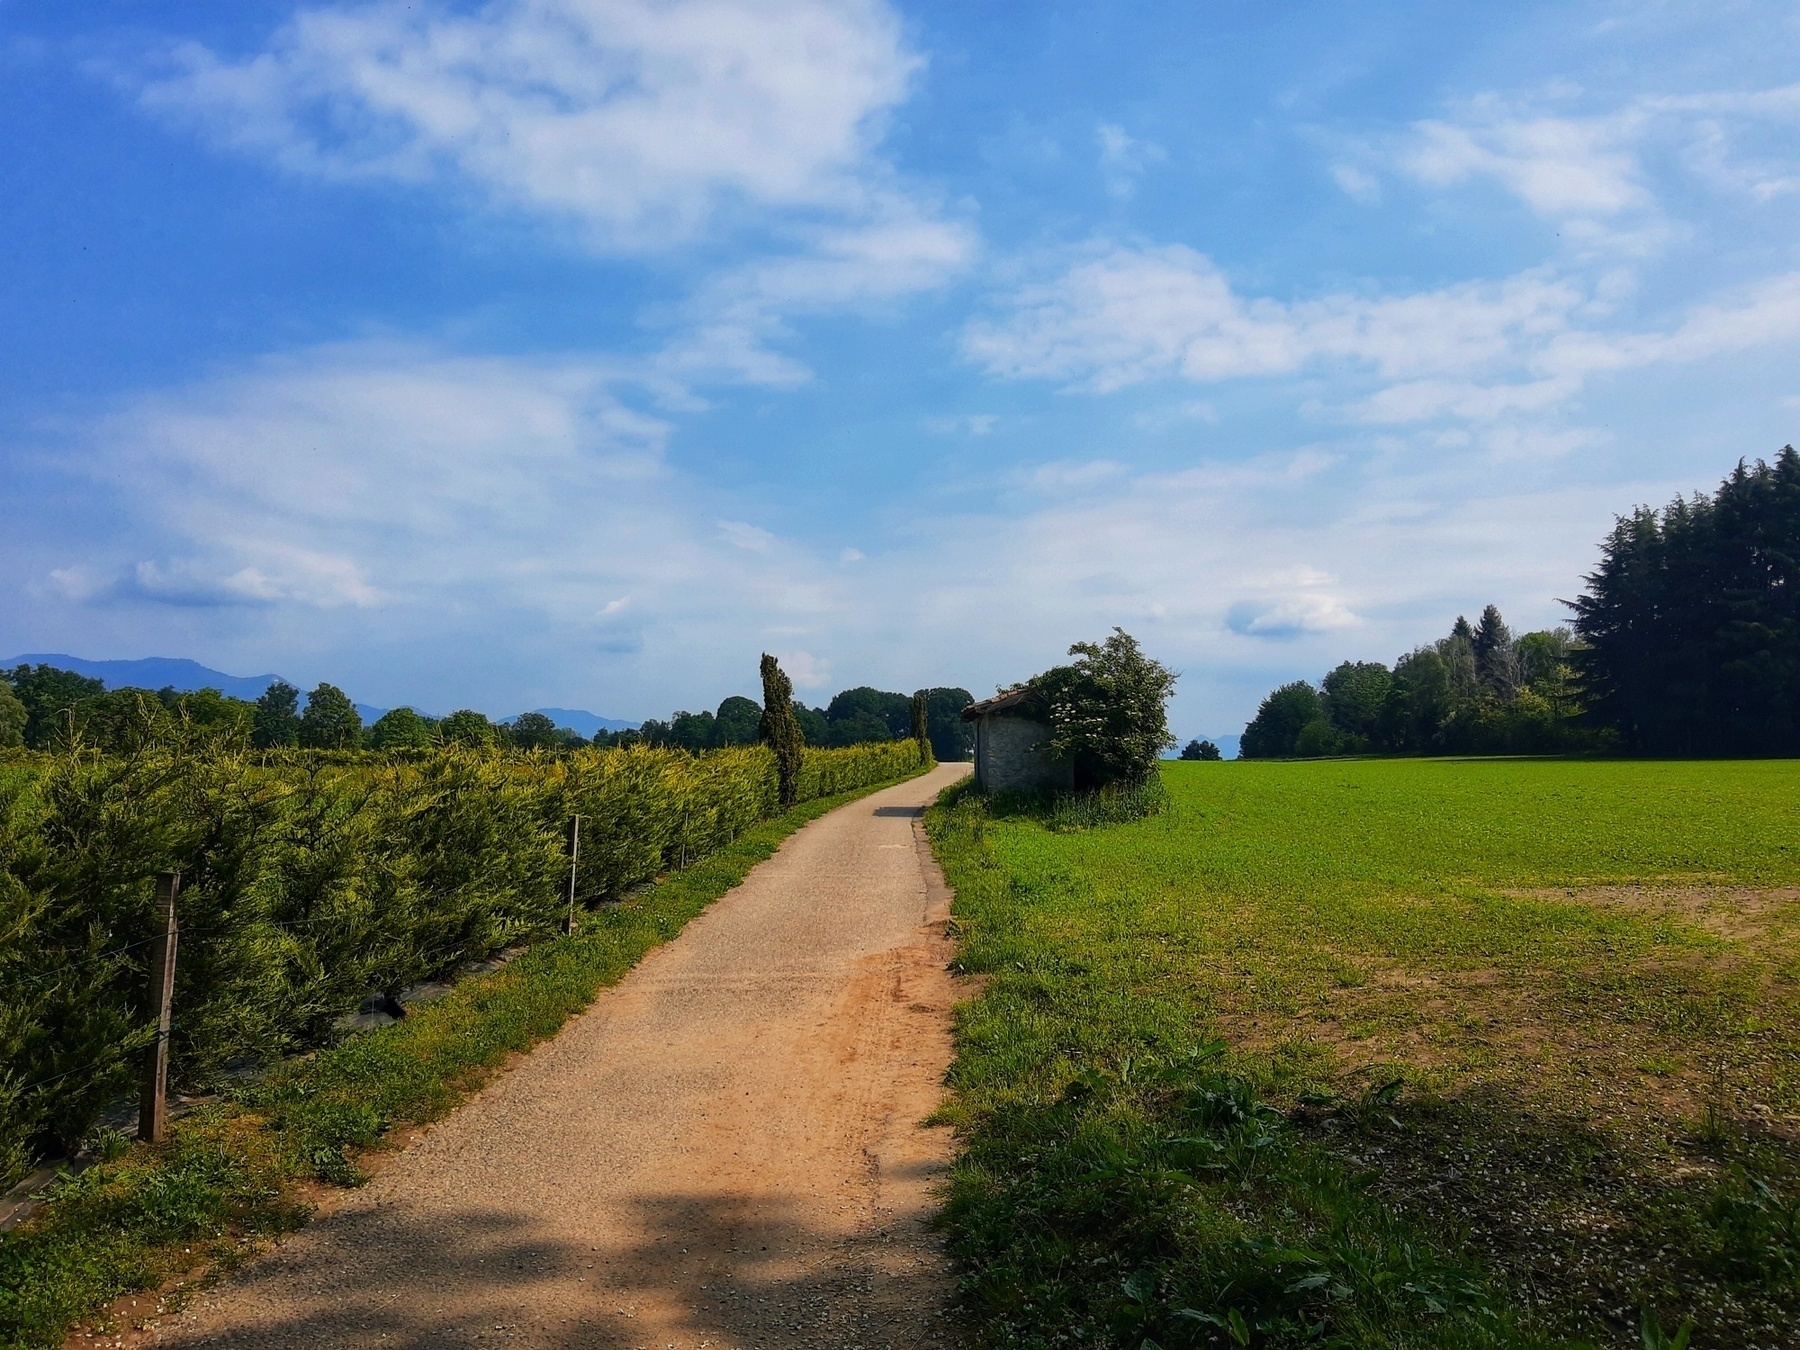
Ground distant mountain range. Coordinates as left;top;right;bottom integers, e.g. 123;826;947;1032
4;654;285;703
1;654;639;733
530;707;639;736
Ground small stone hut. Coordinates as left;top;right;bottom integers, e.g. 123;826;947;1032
961;688;1074;792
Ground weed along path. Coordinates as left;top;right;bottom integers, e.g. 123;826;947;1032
152;762;972;1350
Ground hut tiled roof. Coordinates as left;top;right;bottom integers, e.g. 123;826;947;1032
960;687;1037;722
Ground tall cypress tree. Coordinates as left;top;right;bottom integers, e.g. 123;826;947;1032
758;654;806;807
909;691;934;765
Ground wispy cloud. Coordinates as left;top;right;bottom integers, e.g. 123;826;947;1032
1096;122;1165;198
136;0;923;251
130;0;974;388
1370;82;1800;225
14;336;1645;724
964;241;1800;421
24;341;870;702
1403;105;1651;217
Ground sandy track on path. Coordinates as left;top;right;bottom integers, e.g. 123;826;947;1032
152;763;972;1350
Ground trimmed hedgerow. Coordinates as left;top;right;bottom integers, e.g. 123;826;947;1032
0;773;918;1350
0;732;924;1184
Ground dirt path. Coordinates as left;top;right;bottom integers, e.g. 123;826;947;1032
153;763;972;1350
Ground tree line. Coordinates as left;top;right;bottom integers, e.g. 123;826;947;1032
1571;447;1800;755
1240;448;1800;759
0;666;976;760
1240;606;1583;758
636;684;974;761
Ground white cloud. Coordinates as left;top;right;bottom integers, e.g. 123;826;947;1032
965;242;1800;421
964;244;1302;392
1330;162;1381;204
657;202;977;385
1404;109;1649;216
1225;593;1358;639
924;412;1000;435
22;341;885;709
1096;122;1165;198
11;338;1699;734
1390;82;1800;226
718;520;776;552
776;648;829;690
131;0;975;391
138;0;923;251
130;548;378;609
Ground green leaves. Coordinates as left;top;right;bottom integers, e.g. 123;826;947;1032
1639;1307;1693;1350
1036;628;1177;789
0;737;926;1188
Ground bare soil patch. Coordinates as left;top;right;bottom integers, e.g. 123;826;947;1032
1508;884;1800;941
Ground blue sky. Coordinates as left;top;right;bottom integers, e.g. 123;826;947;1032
3;0;1798;737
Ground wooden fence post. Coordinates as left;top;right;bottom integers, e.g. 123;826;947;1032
564;816;581;935
139;871;180;1144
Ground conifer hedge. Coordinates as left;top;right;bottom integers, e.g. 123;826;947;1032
0;735;924;1186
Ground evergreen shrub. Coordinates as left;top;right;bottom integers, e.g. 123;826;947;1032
0;731;924;1185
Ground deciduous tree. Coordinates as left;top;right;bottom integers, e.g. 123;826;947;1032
714;696;763;746
370;706;433;749
507;711;564;750
298;684;362;749
253;680;301;748
438;709;496;747
1239;682;1323;759
7;664;105;748
0;680;26;748
1040;628;1177;787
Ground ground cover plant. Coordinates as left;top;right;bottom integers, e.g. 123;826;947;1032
0;769;925;1350
927;757;1800;1348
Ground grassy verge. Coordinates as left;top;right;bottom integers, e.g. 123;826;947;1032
926;760;1800;1349
0;771;922;1350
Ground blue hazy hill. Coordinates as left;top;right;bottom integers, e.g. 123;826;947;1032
2;653;283;702
2;655;637;733
1166;732;1242;760
529;707;639;735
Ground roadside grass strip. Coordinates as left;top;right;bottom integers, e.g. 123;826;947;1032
926;759;1800;1349
0;773;920;1350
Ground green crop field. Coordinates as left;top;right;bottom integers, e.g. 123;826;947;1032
928;758;1800;1349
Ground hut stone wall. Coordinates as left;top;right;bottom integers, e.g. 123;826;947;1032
973;714;1074;792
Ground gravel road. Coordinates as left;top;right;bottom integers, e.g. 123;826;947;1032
153;762;972;1350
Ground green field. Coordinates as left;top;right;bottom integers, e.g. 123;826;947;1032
928;758;1800;1349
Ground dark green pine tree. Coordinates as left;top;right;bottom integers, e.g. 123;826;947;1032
1472;605;1515;694
1572;447;1800;754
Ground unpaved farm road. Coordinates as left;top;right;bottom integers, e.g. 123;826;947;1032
152;763;972;1350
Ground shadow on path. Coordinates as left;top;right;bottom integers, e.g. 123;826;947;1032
167;1176;962;1349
